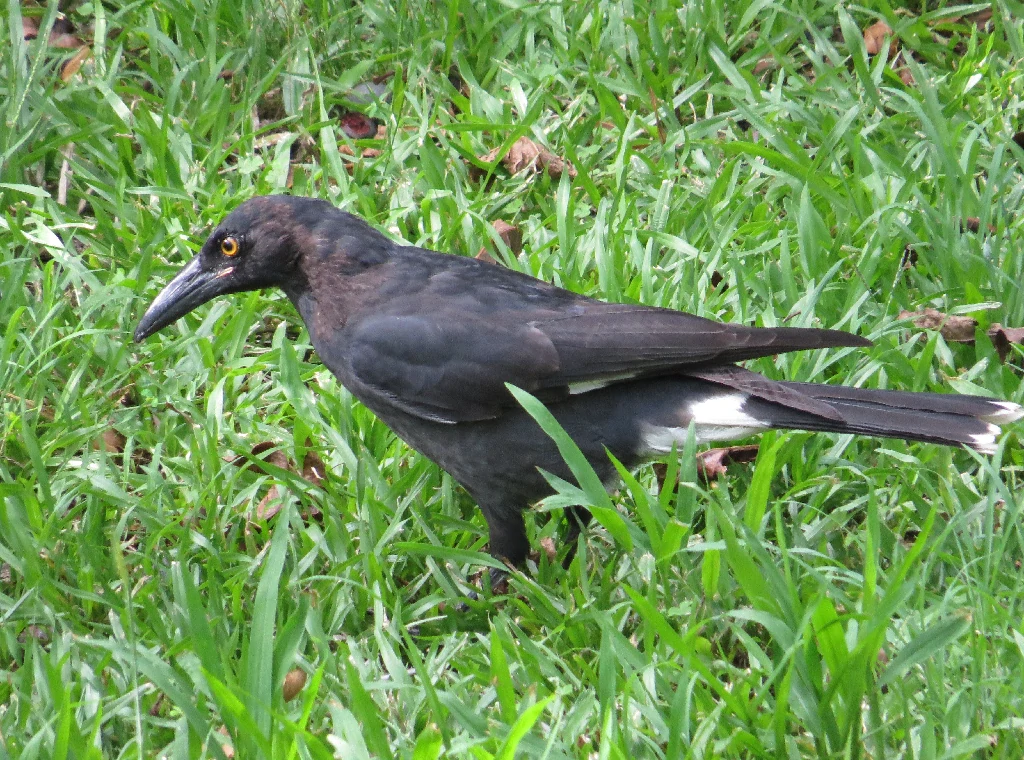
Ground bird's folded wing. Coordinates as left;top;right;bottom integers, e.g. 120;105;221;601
346;302;870;424
531;303;870;386
347;313;561;423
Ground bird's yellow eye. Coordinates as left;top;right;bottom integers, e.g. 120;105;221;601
220;236;239;257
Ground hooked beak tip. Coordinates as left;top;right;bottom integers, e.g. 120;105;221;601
133;256;222;343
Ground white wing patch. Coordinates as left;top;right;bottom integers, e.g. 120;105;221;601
568;371;641;395
641;392;769;451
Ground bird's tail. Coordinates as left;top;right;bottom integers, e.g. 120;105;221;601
764;382;1023;453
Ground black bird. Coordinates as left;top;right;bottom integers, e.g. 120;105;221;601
135;195;1022;572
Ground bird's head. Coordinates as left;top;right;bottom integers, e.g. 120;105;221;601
134;195;334;341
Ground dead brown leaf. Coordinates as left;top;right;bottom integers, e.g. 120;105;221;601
491;220;523;254
338;111;379;140
896;62;914;86
256;485;282;521
539;536;557;563
301;450;327;486
148;693;165;717
753;55;777;75
232;443;326;523
335;142;382;164
282;669;307;702
961;217;997;234
864;20;897;58
899;308;977;343
60;45;91;82
23;16;84;48
479;136;576;180
249;444;289;521
476;220;523;263
652;444;760;488
97;428;126;454
697;445;761;481
987;324;1024;363
1013;132;1024;151
253;442;290;470
503;136;542;174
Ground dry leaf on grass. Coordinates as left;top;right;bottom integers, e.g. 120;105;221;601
895;59;914;86
477;136;576;180
301;450;327;486
23;16;84;48
899;308;977;343
93;426;153;469
476;220;523;263
338;111;381;140
652;444;760;488
251;441;290;470
282;669;307;702
697;445;761;480
96;428;127;454
753;55;778;75
539;536;558;563
961;217;997;234
232;442;328;522
492;220;523;253
148;694;165;717
255;485;283;521
863;20;897;58
23;16;91;83
987;324;1024;363
60;45;91;82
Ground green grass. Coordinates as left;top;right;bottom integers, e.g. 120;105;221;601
2;0;1024;756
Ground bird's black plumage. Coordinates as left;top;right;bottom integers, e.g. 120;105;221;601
136;195;1022;571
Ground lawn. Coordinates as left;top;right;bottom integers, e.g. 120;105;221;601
2;0;1024;757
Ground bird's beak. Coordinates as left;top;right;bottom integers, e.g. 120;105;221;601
134;256;234;341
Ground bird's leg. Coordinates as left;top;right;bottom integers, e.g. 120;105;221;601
480;505;528;595
561;506;593;569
